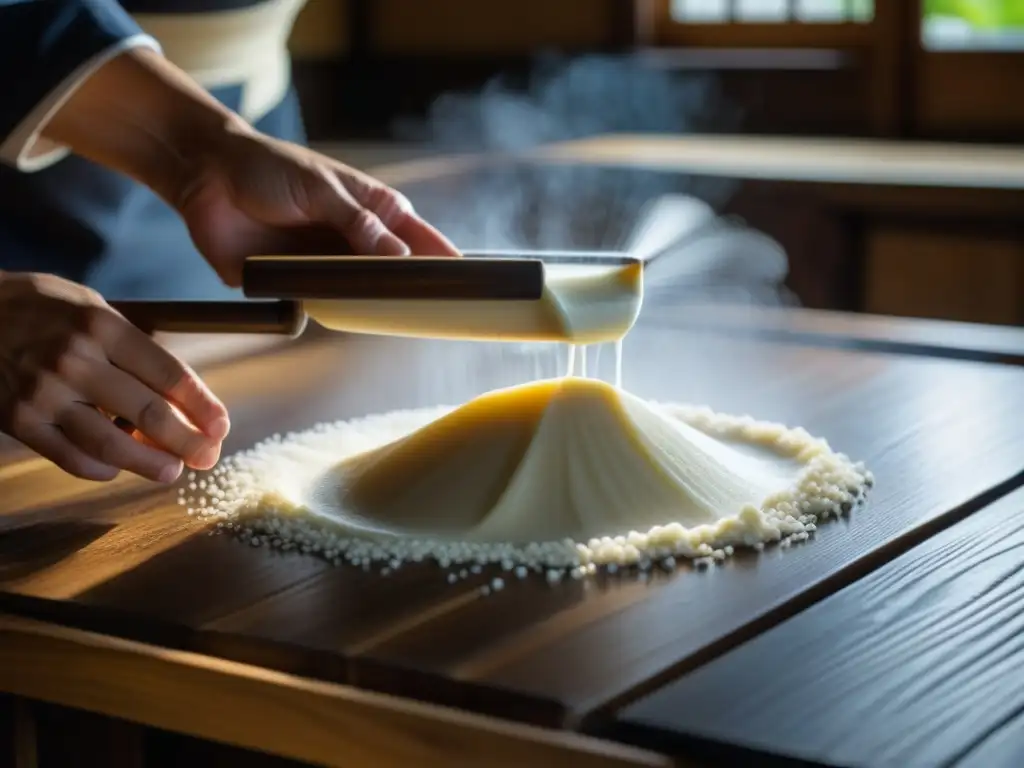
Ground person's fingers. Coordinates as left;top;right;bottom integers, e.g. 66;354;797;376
350;179;460;257
63;350;219;470
391;213;461;257
53;395;184;483
309;174;409;256
89;307;230;442
111;415;163;451
34;372;182;482
12;404;119;482
134;429;164;451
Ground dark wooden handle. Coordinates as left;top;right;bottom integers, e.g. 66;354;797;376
109;300;308;337
242;256;545;301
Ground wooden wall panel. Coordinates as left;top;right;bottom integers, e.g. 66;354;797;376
370;0;619;54
289;0;349;59
915;53;1024;141
865;227;1024;326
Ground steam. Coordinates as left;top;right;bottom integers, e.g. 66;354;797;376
627;194;795;307
393;53;795;308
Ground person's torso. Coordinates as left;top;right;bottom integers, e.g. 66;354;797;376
128;0;308;126
0;0;310;299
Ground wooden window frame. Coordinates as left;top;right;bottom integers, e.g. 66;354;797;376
634;0;917;137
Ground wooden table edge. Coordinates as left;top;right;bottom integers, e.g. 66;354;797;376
0;614;676;768
642;304;1024;366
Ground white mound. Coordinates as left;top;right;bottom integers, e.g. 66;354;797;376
308;378;800;543
182;377;872;579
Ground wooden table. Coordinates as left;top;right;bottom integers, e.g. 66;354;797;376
3;308;1024;767
609;483;1024;768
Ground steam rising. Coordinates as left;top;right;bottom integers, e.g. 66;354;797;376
394;54;794;308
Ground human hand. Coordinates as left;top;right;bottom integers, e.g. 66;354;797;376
0;272;229;482
173;130;461;287
37;48;459;287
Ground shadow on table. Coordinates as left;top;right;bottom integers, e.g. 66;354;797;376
0;520;116;583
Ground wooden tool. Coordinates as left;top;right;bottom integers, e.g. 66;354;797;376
109;253;636;337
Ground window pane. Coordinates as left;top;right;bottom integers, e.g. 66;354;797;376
736;0;790;21
922;0;1024;51
796;0;846;21
850;0;874;22
671;0;730;22
671;0;875;23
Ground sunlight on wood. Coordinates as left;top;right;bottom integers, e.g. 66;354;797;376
7;505;204;600
0;615;672;768
0;463;144;520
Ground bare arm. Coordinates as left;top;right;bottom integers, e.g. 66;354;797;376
41;46;254;207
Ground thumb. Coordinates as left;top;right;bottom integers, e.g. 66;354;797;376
308;175;409;256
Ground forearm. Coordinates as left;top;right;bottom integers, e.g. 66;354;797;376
41;46;253;205
0;0;159;171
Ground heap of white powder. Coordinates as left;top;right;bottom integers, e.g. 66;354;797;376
179;396;873;588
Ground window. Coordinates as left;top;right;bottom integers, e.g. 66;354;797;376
652;0;876;47
670;0;874;23
922;0;1024;51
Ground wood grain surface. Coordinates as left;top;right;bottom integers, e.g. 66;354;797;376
0;615;668;768
2;318;1024;731
609;485;1024;768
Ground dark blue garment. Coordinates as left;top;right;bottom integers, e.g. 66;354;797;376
0;0;143;143
0;0;307;300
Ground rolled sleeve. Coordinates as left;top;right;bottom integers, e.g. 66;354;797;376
0;0;162;172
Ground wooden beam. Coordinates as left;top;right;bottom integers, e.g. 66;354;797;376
0;616;672;768
630;0;658;47
526;134;1024;190
869;0;918;137
610;0;643;48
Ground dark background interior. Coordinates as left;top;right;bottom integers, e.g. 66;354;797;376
286;0;1024;325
